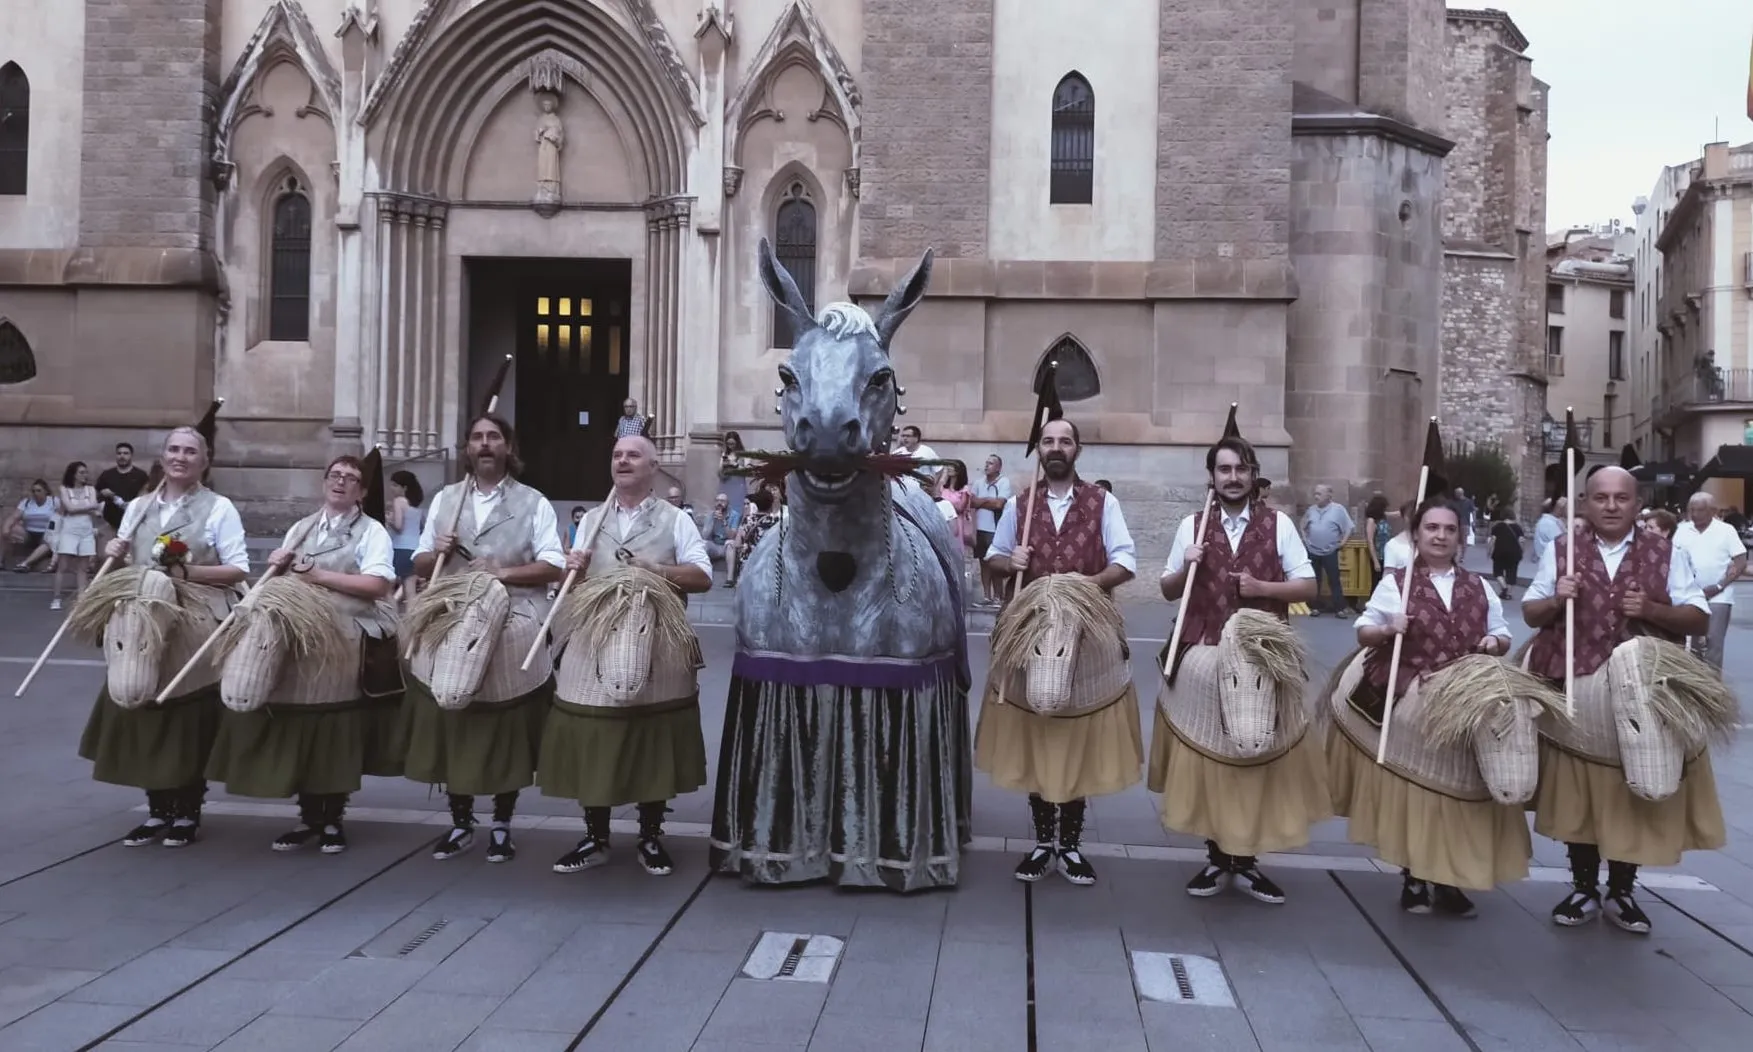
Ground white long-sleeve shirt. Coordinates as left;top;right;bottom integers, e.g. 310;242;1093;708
987;486;1137;574
1522;532;1708;613
1355;565;1511;641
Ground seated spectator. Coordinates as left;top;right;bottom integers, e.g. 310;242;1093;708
699;493;742;578
731;487;781;587
7;479;57;572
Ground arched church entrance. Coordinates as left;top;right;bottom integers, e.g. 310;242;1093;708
365;0;695;501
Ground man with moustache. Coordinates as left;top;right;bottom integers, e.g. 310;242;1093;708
1155;433;1325;905
408;415;565;862
979;418;1141;886
1522;466;1721;934
540;435;713;876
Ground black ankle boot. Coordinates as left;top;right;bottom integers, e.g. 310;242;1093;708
554;806;612;874
434;793;477;860
486;791;518;863
1605;860;1650;934
1056;799;1097;886
637;801;674;876
1553;843;1602;926
163;782;204;848
1014;795;1057;882
320;794;348;855
125;790;174;847
273;793;327;852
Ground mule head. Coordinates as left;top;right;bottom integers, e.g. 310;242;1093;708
1022;607;1081;714
103;569;180;708
758;236;932;504
1216;611;1305;757
593;585;657;703
219;613;283;713
426;579;512;710
1607;639;1686;802
1470;698;1542;805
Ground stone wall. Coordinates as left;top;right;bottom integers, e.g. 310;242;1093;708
1358;0;1445;131
858;0;993;259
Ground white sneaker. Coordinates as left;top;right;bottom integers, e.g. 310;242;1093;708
49;597;62;611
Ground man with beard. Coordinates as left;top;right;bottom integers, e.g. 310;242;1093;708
407;415;565;862
1522;466;1720;934
539;435;713;876
96;441;150;542
1155;434;1325;904
978;418;1141;885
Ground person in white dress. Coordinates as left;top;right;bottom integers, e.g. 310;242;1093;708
52;460;101;611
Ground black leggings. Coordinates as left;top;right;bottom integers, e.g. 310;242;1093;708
1491;555;1519;583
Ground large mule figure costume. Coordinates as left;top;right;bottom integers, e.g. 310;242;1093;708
205;469;404;855
74;424;250;849
709;239;973;892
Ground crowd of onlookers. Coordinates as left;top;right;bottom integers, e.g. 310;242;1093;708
4;441;154;610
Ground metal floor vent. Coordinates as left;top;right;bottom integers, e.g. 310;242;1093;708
348;913;488;961
741;931;844;984
1130;951;1236;1008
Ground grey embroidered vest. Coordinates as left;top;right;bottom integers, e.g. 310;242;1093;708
126;487;223;568
435;478;549;608
289;508;398;638
582;497;683;574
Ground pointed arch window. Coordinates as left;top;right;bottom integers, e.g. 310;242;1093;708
1050;73;1094;205
0;62;29;196
0;318;36;384
772;181;818;350
1036;335;1101;402
269;176;311;342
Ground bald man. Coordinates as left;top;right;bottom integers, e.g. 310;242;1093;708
539;434;713;878
1674;491;1747;670
1521;466;1720;935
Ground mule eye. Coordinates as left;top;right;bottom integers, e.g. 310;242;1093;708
868;369;893;390
777;367;798;390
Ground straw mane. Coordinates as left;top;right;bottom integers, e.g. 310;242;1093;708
1226;608;1308;689
1635;637;1741;750
209;575;350;671
65;565;199;648
403;571;503;657
990;573;1125;673
1420;654;1569;749
552;565;699;665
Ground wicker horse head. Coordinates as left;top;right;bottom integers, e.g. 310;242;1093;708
404;571;512;710
1420;654;1567;805
66;566;191;709
211;576;350;713
554;566;700;707
990;574;1129;717
1606;637;1739;801
1216;609;1309;756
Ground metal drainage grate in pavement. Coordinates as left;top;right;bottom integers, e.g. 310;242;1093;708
741;931;844;983
1130;951;1236;1008
348;912;488;961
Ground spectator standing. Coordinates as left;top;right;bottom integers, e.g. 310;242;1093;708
968;454;1013;606
1674;492;1748;671
1453;486;1477;557
719;430;747;515
7;479;57;571
1488;509;1525;598
735;487;781;569
614;398;646;439
1532;497;1566;566
95;441;150;541
1301;484;1355;617
1362;493;1391;589
387;470;425;606
51;461;100;611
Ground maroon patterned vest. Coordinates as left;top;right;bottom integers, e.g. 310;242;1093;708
1363;565;1490;699
1021;481;1109;584
1179;501;1289;649
1527;528;1680;680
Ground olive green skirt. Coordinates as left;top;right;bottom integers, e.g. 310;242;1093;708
537;694;708;807
205;694;407;799
400;675;551;796
78;684;224;792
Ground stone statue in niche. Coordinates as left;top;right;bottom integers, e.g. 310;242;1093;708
533;90;564;216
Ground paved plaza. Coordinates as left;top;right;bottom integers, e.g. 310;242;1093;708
0;558;1750;1051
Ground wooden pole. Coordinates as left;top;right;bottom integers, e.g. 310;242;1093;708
521;504;613;671
1375;465;1433;764
1565;444;1576;718
14;493;152;697
1162;487;1217;677
154;516;321;703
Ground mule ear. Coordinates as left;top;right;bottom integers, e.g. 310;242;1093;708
875;248;933;348
757;237;814;335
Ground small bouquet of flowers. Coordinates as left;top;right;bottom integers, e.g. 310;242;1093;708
151;533;190;570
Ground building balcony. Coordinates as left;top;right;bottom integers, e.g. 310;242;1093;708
1657;367;1753;426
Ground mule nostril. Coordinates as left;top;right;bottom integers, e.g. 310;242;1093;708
841;418;862;450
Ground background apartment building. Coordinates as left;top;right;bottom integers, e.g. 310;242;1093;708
1544;229;1634;471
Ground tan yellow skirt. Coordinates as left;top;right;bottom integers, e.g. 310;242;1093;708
1532;741;1726;867
1148;709;1332;857
1327;728;1530;890
974;684;1143;803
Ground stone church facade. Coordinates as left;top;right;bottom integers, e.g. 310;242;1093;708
0;0;1527;553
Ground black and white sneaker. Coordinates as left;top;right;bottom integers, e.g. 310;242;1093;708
123;819;168;847
1057;849;1097;886
162;821;199;848
1401;877;1433;914
319;825;347;855
486;827;515;864
272;826;320;852
1551;887;1601;926
1432;885;1477;919
1013;845;1055;882
1232;864;1286;904
1186;865;1231;898
432;826;474;860
552;838;608;874
638;837;674;876
1605;890;1651;934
